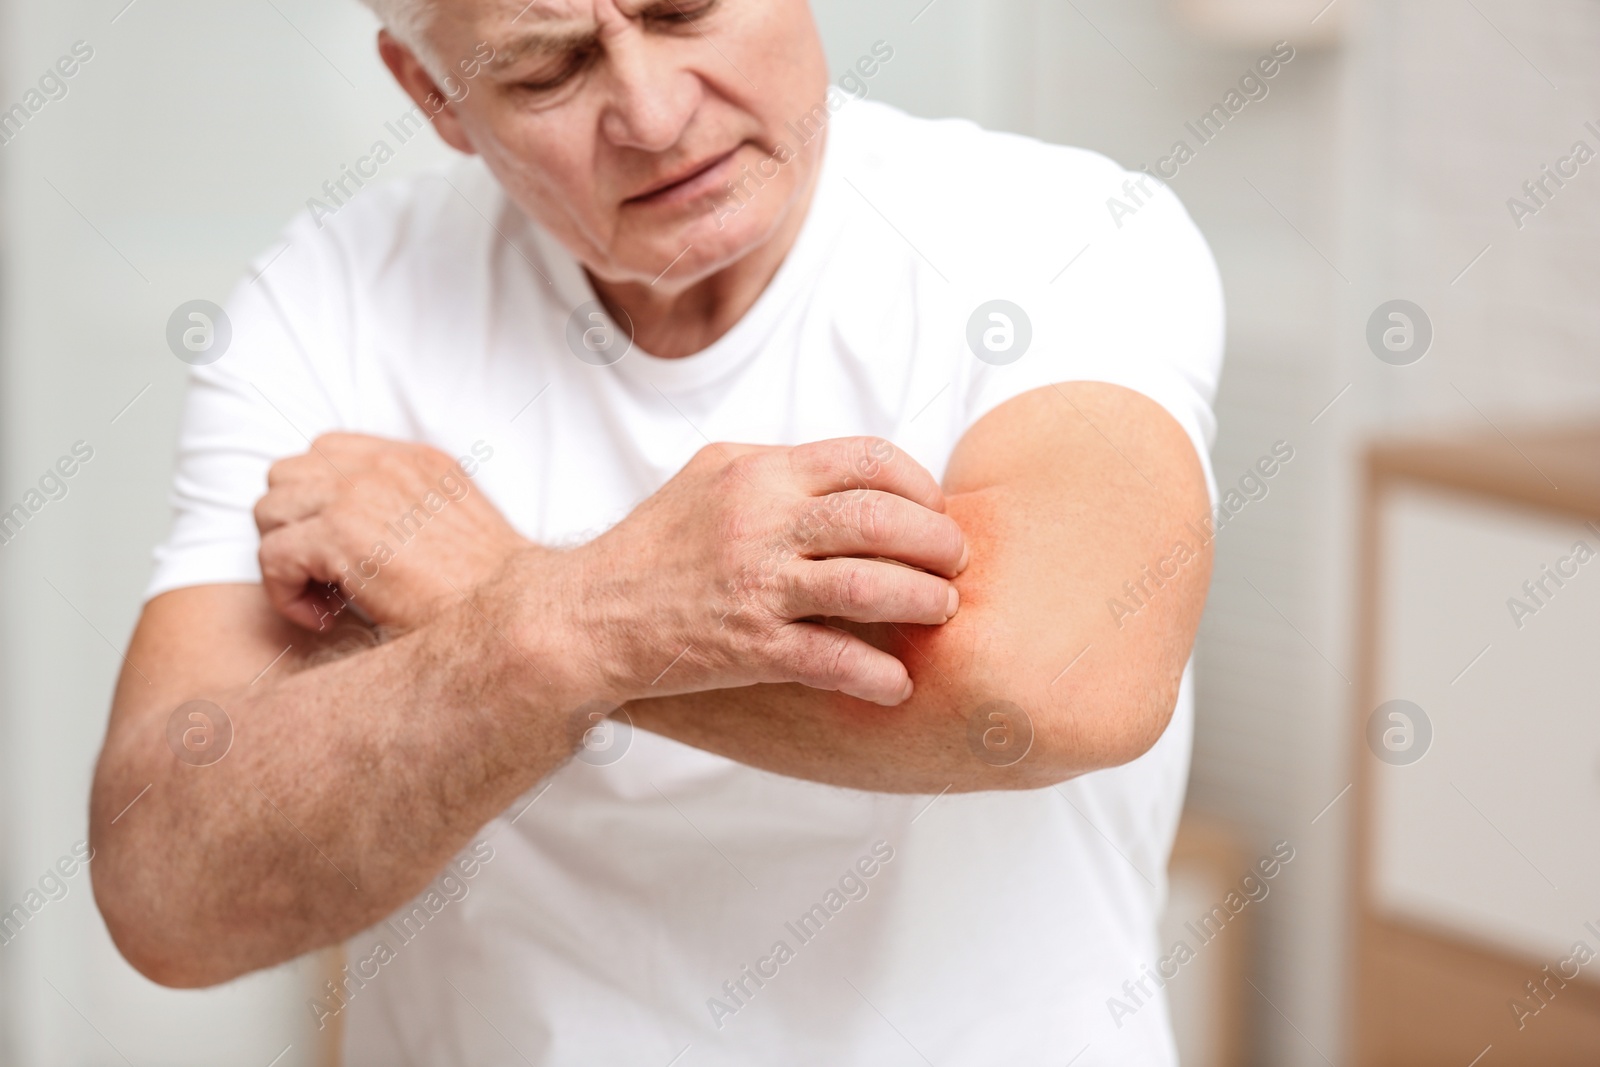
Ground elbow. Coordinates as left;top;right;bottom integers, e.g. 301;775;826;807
92;854;231;989
89;821;250;990
1092;681;1180;769
1016;671;1183;789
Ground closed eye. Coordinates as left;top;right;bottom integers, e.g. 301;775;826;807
516;46;599;95
643;0;721;30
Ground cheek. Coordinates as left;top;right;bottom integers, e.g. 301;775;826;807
476;114;609;241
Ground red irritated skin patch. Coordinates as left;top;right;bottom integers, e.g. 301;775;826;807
825;486;1103;790
628;382;1213;795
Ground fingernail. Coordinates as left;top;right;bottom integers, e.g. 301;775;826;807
945;585;959;619
957;543;970;573
899;678;914;703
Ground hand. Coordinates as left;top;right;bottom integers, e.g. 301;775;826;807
255;434;528;633
568;437;968;707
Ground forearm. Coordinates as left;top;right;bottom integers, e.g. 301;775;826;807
626;498;1177;794
628;387;1212;794
90;561;580;987
626;512;1069;792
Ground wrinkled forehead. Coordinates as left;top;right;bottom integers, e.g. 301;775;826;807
424;0;658;56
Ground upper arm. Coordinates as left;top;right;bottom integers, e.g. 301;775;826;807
893;379;1214;778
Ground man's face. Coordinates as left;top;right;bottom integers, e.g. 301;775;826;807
415;0;830;290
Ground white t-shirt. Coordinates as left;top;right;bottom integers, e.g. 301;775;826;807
151;99;1223;1066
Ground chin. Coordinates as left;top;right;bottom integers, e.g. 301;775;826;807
632;192;799;287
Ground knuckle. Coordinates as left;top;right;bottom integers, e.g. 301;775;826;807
382;456;428;491
851;436;893;475
856;435;892;456
694;442;735;473
373;450;410;478
764;631;811;683
714;503;760;548
310;432;349;454
257;529;289;570
265;457;296;488
415;443;455;471
853;494;895;544
831;563;875;610
785;497;828;550
326;506;369;548
720;450;766;489
821;629;858;685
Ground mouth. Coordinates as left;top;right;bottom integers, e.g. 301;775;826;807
624;146;743;207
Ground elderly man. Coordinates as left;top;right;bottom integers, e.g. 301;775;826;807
90;1;1222;1063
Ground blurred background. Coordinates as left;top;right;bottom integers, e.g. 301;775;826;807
2;0;1597;1063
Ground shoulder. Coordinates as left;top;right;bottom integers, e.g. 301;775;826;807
256;157;507;313
831;100;1216;291
221;156;524;395
204;159;514;421
836;101;1155;224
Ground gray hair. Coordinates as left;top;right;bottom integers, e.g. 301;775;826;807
358;0;437;58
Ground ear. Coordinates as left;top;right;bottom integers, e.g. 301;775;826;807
377;29;477;156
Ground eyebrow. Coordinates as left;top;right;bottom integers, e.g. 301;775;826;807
486;25;599;73
483;0;716;73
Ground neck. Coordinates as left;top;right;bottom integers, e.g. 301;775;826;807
589;156;822;360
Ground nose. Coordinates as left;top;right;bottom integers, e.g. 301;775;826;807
598;28;700;153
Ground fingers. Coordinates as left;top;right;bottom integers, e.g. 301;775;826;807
773;621;914;706
796;490;968;578
259;436;454;535
254;479;339;534
784;558;957;625
259;520;350;632
786;437;945;512
266;451;333;489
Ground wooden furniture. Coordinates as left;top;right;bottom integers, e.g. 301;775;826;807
1163;813;1252;1067
1350;426;1600;1066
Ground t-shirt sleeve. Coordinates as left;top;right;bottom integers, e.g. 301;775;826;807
961;166;1225;502
146;220;353;601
